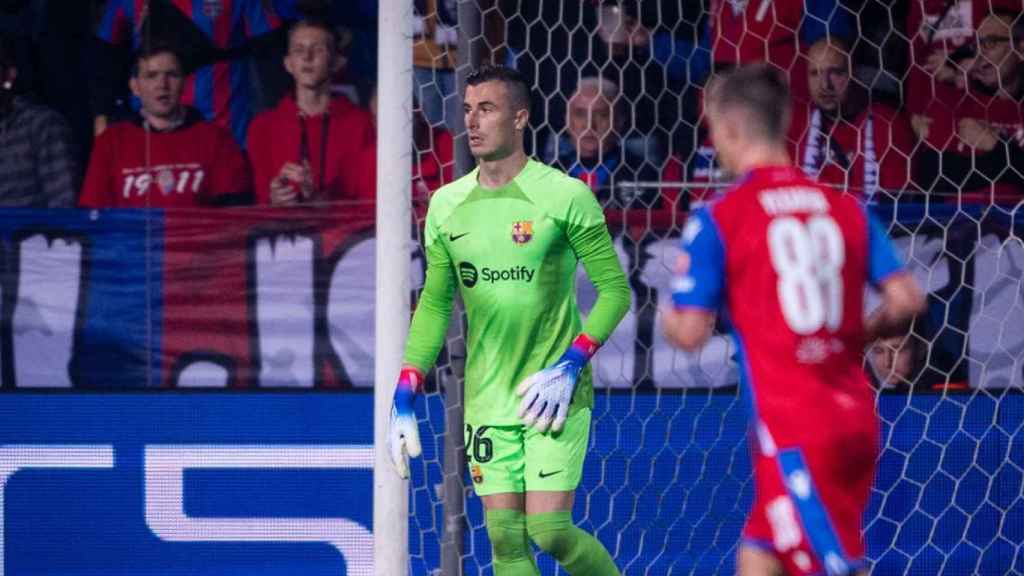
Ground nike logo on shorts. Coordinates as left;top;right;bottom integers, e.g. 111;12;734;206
538;469;563;479
449;232;469;242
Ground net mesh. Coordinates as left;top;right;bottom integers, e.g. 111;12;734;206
407;1;1023;574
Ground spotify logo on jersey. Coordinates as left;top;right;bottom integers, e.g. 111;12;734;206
458;262;535;288
459;262;479;287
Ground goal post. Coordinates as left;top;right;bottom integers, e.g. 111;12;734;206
373;1;414;575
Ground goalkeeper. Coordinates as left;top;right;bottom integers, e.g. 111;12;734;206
388;65;631;576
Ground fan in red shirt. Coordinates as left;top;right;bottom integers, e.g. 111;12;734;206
246;18;374;206
905;0;1023;116
80;45;252;208
914;10;1024;203
788;38;916;200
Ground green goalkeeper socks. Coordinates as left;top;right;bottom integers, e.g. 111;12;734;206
485;509;540;576
526;511;621;576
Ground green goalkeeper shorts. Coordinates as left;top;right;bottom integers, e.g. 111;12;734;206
464;408;591;496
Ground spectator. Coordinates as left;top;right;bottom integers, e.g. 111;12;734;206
514;1;685;165
247;18;373;206
80;44;252;208
413;0;505;132
705;0;850;100
93;0;291;145
867;321;966;391
868;334;923;390
905;0;1023;117
552;76;664;213
0;33;78;207
789;38;916;200
914;10;1024;203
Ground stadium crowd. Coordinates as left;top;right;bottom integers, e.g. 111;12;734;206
0;0;1018;393
0;0;1021;210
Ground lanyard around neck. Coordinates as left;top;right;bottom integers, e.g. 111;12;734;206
298;111;331;198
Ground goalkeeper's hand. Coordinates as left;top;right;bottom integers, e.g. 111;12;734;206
388;366;424;479
516;334;601;433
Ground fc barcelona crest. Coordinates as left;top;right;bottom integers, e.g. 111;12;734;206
203;0;223;18
511;221;533;245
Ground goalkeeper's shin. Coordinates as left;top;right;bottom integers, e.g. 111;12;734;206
527;511;620;576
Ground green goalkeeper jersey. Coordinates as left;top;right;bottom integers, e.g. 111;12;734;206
403;159;631;425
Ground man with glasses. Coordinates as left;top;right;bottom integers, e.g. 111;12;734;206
914;9;1024;203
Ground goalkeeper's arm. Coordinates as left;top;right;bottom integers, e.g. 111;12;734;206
388;241;456;478
516;222;630;433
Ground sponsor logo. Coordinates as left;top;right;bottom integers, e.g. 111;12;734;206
482;266;534;283
449;232;469;242
538;469;563;479
458;262;478;288
458;263;535;287
511;221;533;245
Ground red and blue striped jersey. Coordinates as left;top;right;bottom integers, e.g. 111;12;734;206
672;166;903;445
97;0;285;144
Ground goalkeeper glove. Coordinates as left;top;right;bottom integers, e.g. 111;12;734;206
516;334;601;433
388;366;424;479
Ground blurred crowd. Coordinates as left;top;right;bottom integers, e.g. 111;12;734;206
0;0;1021;211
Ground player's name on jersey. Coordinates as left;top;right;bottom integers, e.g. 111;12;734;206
758;187;830;215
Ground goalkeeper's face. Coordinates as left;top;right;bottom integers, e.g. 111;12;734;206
464;81;528;161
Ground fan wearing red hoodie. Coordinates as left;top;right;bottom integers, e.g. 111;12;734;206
788;38;915;200
80;45;252;208
246;18;374;206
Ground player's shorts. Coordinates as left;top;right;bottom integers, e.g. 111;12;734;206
742;426;878;576
464;408;590;496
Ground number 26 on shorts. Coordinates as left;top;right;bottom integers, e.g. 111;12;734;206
464;424;493;463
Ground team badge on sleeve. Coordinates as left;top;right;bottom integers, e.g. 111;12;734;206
511;221;533;245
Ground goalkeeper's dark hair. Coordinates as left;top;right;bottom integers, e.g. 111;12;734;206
708;63;791;143
466;65;532;113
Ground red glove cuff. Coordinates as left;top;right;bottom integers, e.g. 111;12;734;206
398;366;425;394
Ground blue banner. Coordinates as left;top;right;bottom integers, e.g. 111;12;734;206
0;391;1019;574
